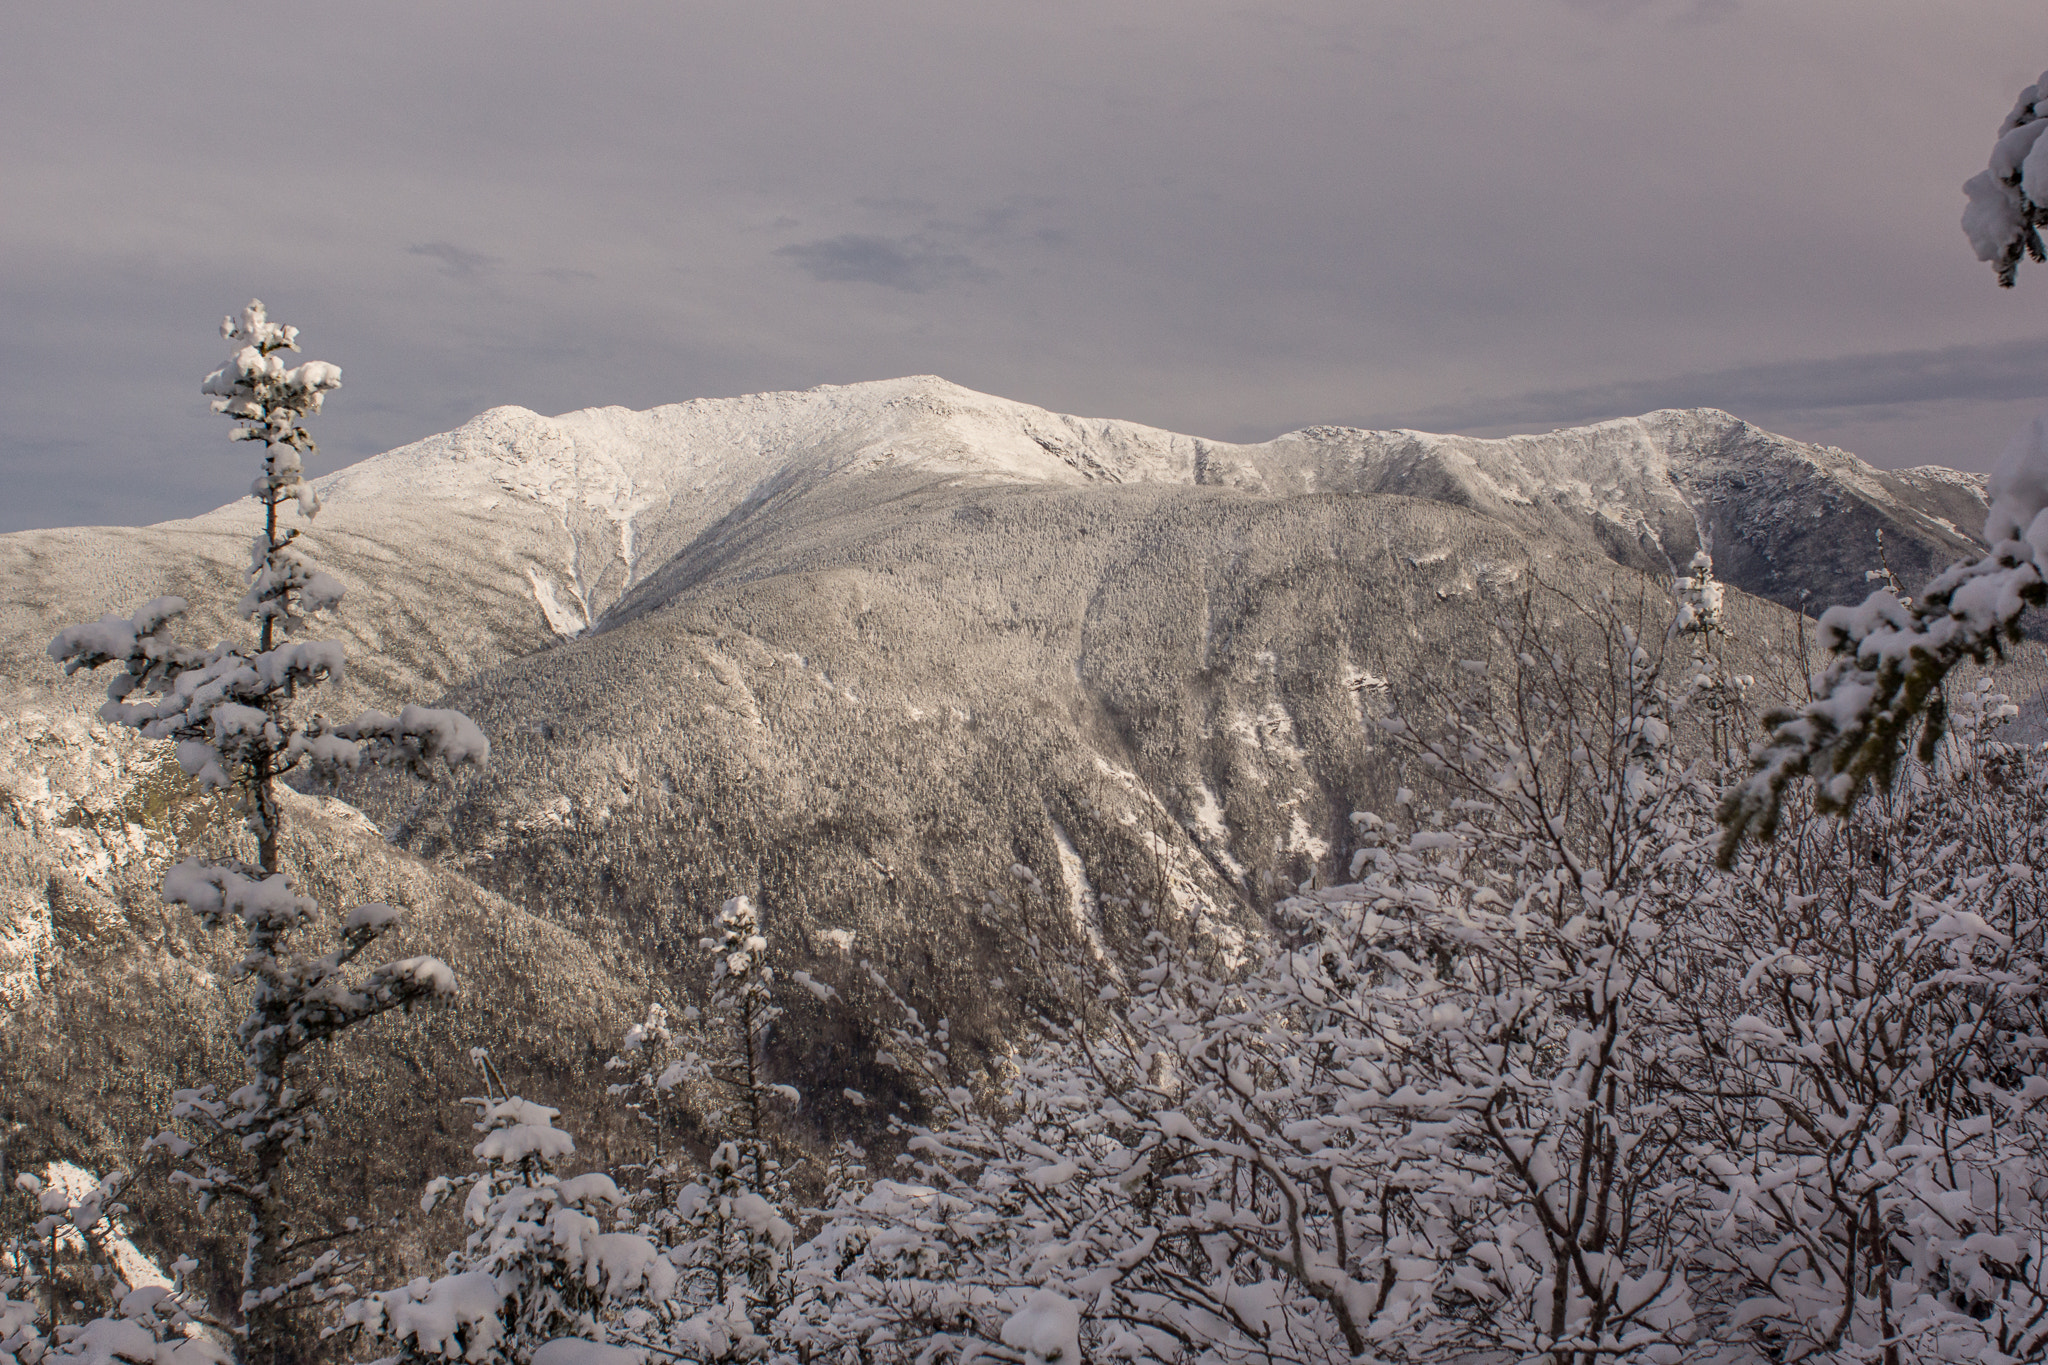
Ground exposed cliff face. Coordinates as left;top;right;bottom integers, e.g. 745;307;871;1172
0;376;1982;1270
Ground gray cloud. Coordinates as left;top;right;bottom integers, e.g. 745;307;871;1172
1556;0;1737;21
3;1;2044;530
409;242;500;279
1386;338;2048;434
776;234;990;293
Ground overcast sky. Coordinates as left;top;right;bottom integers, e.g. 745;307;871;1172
7;1;2048;531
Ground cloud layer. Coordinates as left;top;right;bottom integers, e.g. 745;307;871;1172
777;235;989;293
3;1;2046;531
1393;338;2048;433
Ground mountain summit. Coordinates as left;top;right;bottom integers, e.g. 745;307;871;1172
298;375;1986;637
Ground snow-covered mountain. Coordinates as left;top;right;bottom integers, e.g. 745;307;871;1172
0;375;1992;1242
1;377;1979;704
299;379;1994;622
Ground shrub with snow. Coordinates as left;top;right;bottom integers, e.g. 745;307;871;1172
799;585;2048;1365
340;1055;680;1363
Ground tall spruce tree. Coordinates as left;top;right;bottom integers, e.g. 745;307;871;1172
42;302;489;1364
673;896;798;1356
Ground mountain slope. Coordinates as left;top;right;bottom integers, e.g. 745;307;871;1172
0;375;1989;1255
339;474;1811;1144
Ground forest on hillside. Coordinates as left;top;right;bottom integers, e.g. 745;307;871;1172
17;487;2048;1363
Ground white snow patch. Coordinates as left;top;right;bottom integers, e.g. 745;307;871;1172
1049;821;1115;972
1285;810;1331;862
1227;703;1308;768
44;1163;178;1300
1092;754;1145;787
1134;828;1247;964
1989;408;2048;545
532;1341;645;1365
1189;781;1230;845
528;567;590;637
1185;782;1248;881
1002;1290;1081;1365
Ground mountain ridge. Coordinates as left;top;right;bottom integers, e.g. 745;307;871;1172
2;377;1989;702
310;376;2002;627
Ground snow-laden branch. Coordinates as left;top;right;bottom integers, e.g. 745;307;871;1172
1717;415;2048;864
1722;70;2048;863
318;704;492;776
1964;70;2048;287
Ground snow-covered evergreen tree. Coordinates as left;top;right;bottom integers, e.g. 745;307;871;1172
602;1002;697;1253
340;1052;681;1363
33;302;488;1363
662;896;802;1361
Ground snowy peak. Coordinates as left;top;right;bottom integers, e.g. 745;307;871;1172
300;378;1237;635
299;378;1985;630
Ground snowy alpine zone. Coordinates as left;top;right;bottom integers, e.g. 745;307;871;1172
9;364;2048;1364
0;375;1984;696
